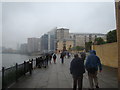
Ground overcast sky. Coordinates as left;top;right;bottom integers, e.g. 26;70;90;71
2;2;116;49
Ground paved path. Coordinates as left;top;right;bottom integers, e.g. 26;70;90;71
11;54;118;88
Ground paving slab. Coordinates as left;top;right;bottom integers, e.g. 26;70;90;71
10;54;118;88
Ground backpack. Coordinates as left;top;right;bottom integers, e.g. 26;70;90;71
53;54;56;59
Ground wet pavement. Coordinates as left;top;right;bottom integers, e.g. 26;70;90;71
10;54;118;88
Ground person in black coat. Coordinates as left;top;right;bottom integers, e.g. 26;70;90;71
70;54;85;90
80;51;86;63
60;51;65;64
53;53;57;64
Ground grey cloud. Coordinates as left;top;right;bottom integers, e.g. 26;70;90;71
2;2;116;49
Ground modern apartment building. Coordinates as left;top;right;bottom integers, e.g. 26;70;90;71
27;38;40;53
20;43;28;54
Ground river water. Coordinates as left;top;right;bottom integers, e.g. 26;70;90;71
0;53;39;89
2;53;39;68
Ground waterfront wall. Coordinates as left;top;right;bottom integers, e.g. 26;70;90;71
92;42;118;68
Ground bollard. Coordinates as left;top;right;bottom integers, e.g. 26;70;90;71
29;60;32;75
2;67;5;90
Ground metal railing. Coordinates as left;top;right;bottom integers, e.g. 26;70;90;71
2;57;42;89
2;54;49;89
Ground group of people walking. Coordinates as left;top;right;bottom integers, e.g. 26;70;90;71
36;50;102;90
70;50;102;90
49;51;68;64
36;51;67;68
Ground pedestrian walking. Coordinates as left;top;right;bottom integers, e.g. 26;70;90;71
45;53;49;66
60;51;65;64
42;54;47;68
70;54;85;90
49;53;53;64
80;50;86;63
85;50;102;90
53;53;57;64
38;57;43;68
67;51;70;58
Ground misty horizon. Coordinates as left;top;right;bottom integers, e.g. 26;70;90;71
1;2;116;49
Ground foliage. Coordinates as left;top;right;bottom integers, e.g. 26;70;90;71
72;46;85;51
94;37;105;45
107;30;117;43
75;46;85;51
85;41;92;52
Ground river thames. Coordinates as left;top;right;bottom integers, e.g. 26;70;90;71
0;53;39;89
2;53;39;68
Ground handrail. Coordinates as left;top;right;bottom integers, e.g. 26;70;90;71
2;54;49;89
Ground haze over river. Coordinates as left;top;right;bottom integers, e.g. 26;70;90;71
2;53;39;68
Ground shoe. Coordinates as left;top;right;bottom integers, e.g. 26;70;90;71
96;85;99;88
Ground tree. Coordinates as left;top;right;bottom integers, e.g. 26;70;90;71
94;37;105;45
72;46;85;51
75;46;85;51
85;41;92;52
107;30;117;43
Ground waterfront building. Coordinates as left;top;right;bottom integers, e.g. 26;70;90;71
69;33;106;48
48;28;56;52
20;43;28;54
27;38;40;53
57;39;74;51
56;28;69;40
40;34;48;53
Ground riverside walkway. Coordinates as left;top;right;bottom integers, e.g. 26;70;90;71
10;54;118;88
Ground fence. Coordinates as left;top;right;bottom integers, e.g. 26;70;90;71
2;57;44;89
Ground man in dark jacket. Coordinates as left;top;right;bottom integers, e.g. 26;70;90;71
85;50;102;90
70;54;85;90
80;51;86;63
60;51;65;64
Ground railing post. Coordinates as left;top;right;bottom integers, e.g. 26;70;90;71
16;63;18;82
29;59;32;75
31;59;33;70
2;67;5;90
24;61;26;75
36;58;37;67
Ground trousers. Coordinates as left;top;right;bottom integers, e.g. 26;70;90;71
72;75;83;90
88;71;98;89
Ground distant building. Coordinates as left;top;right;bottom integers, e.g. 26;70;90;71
40;34;48;53
2;47;18;54
57;40;74;51
56;28;69;40
69;33;106;48
26;27;106;53
16;43;20;50
20;43;28;54
39;28;57;53
48;28;56;52
27;38;40;53
55;28;74;51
